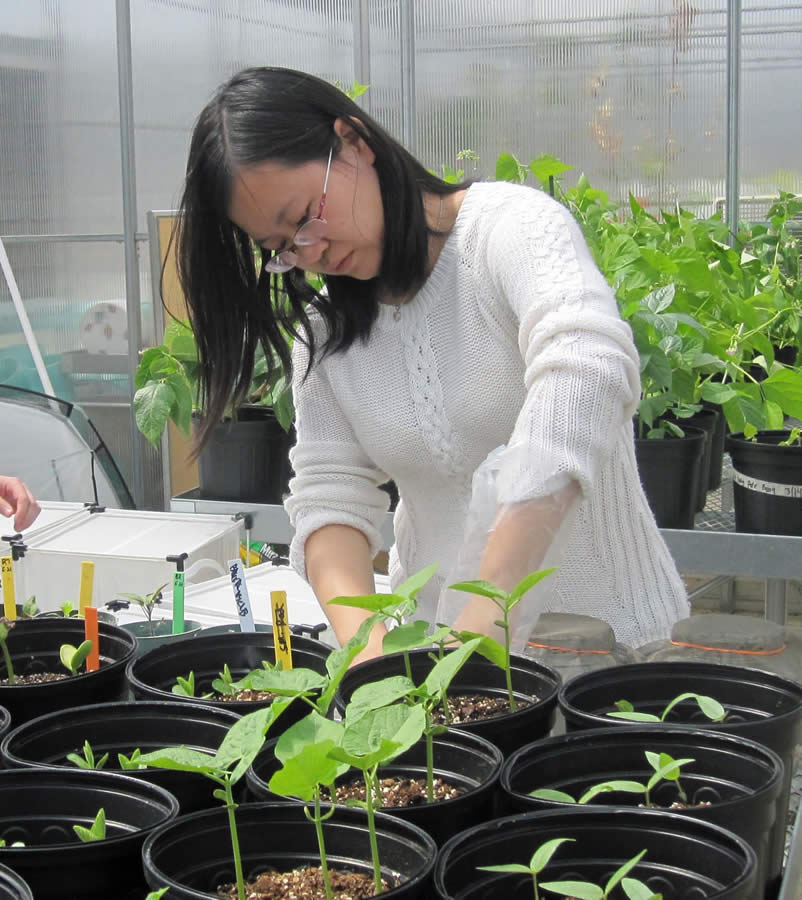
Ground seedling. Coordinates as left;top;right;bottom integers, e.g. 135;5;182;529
67;739;109;771
779;427;802;447
73;808;106;843
343;638;481;802
328;563;440;679
607;693;727;724
479;841;658;900
21;596;38;618
139;702;293;900
117;748;146;770
211;663;238;696
59;640;93;676
0;839;25;847
172;670;212;699
450;568;557;711
530;751;694;807
115;582;169;637
145;890;169;900
60;601;77;618
0;618;16;684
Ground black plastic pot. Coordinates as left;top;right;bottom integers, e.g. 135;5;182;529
0;863;32;900
434;806;757;899
0;701;241;814
121;619;204;657
197;407;294;504
726;431;802;536
702;400;728;490
336;649;560;757
668;408;721;510
0;767;178;900
635;425;706;528
126;631;332;735
142;801;437;899
0;706;9;746
500;725;784;899
0;618;137;726
559;660;802;889
247;728;503;845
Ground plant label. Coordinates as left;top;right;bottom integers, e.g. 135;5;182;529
1;556;16;620
270;590;293;670
228;558;256;633
79;560;95;614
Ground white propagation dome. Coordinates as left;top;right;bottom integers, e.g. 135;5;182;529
12;508;243;613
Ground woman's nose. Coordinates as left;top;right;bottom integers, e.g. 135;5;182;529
294;239;328;268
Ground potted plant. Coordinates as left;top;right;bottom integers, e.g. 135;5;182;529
0;768;178;900
498;726;784;898
0;617;136;726
0;700;242;815
725;426;802;536
433;806;757;900
112;582;203;654
134;319;295;504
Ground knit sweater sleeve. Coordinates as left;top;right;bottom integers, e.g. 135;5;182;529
484;189;641;503
284;333;391;579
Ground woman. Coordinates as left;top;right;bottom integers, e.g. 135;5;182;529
176;66;688;660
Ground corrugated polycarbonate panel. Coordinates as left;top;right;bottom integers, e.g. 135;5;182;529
131;0;354;230
412;0;728;213
740;0;802;201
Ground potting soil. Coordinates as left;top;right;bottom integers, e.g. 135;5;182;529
216;867;391;899
322;775;465;807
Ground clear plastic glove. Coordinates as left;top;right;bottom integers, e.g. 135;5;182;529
435;443;579;653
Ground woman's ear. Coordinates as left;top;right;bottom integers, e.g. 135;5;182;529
333;117;375;165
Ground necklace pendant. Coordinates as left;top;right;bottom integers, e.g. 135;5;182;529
393;305;401;322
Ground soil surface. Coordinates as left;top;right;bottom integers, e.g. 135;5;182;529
217;866;391;899
431;692;534;725
323;775;465;807
0;672;69;685
216;689;276;703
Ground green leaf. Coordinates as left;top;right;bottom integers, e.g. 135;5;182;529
137;746;219;775
605;849;647;896
763;368;802;419
59;640;92;674
496;152;527;183
477;864;535;874
342;704;425;761
529;154;574;182
134;381;176;447
166;373;193;436
529;788;576;803
270;739;345;801
242;667;327;697
345;676;416;724
606;711;662;722
275;711;344;764
639;248;678;274
318;614;381;715
395;563;439;600
700;382;737;404
215;700;293;783
423;638;481;698
661;692;726;722
578;780;646;804
328;737;401;771
622;878;662;900
145;890;171;900
509;568;557;605
539;880;603;900
328;593;399;613
73;808;106;843
615;699;634;712
382;620;433;656
448;579;507;601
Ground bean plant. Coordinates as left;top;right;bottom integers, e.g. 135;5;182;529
0;619;16;684
59;640;93;676
607;693;726;724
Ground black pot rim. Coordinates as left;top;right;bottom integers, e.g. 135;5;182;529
558;660;802;730
500;724;784;807
0;767;179;852
143;800;438;897
0;861;33;900
0;699;241;771
248;727;504;809
727;430;802;451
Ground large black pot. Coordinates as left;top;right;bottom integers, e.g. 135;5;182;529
559;660;802;887
142;801;437;899
702;399;728;490
1;701;241;814
336;649;560;757
668;407;721;510
500;726;784;899
0;618;136;725
434;807;757;899
634;425;706;528
247;728;503;845
197;407;294;504
726;431;802;536
0;768;178;900
126;631;332;736
0;863;31;900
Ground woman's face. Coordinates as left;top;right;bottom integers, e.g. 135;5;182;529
227;121;384;281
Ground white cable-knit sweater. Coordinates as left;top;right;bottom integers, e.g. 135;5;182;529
285;181;689;647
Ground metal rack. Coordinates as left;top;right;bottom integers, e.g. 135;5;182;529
171;455;802;625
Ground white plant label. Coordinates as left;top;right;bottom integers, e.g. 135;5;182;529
732;469;802;499
227;558;256;632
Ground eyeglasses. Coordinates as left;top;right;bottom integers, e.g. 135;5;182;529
264;147;333;273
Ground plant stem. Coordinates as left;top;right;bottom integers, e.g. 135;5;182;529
532;873;540;900
312;789;333;900
363;767;383;894
425;714;434;803
0;639;15;685
220;778;246;900
501;614;516;712
402;650;412;682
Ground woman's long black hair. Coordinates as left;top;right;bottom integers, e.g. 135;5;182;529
174;66;466;451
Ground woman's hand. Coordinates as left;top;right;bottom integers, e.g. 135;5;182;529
0;476;41;532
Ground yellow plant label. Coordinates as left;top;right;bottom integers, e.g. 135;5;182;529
79;561;95;614
1;557;16;620
270;590;293;670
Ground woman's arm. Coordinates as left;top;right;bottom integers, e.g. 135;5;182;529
305;523;388;663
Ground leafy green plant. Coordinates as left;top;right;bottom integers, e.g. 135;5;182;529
778;426;802;447
530;751;694;807
145;890;169;900
59;601;76;618
21;596;38;618
139;702;293;900
607;692;726;723
171;670;209;699
115;583;169;637
67;739;108;771
117;748;146;770
59;640;93;676
479;841;657;900
0;619;16;684
449;569;557;711
73;808;106;843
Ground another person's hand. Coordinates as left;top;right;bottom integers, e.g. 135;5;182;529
0;476;41;532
